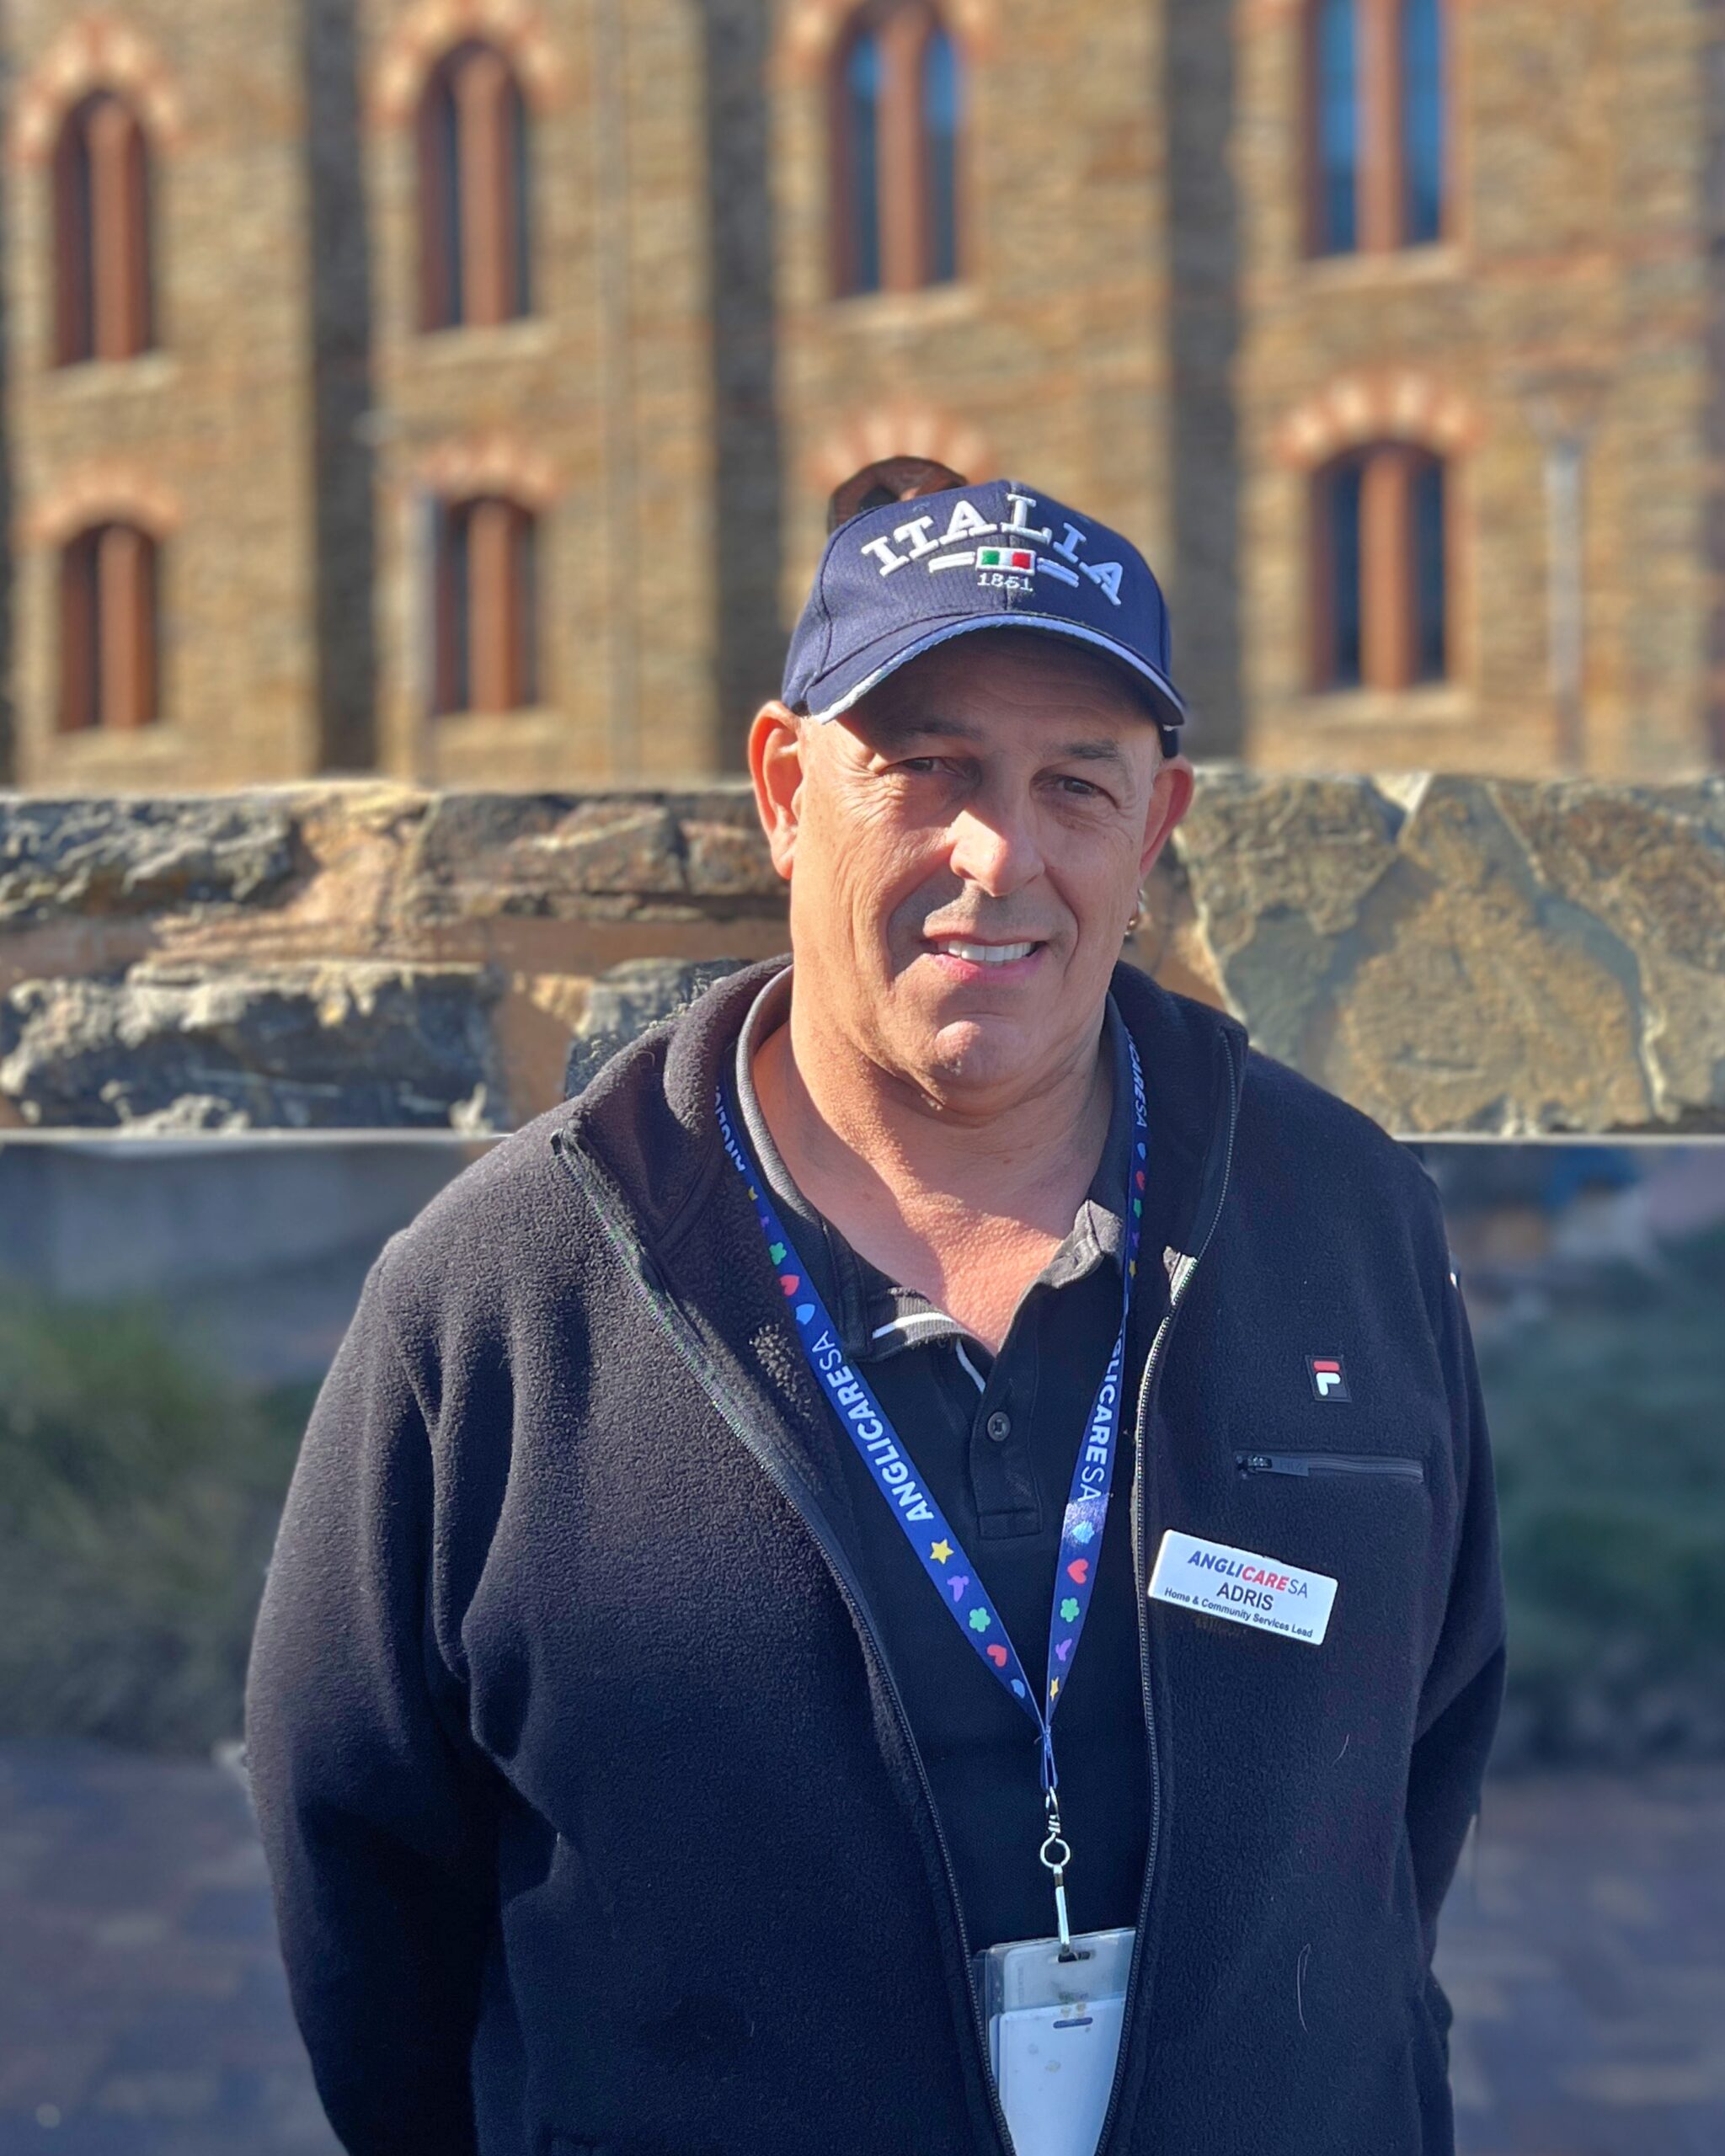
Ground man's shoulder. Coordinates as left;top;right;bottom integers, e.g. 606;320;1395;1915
1241;1038;1429;1173
364;1097;598;1348
1231;1033;1445;1248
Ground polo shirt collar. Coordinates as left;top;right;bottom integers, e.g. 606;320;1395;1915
731;963;1137;1364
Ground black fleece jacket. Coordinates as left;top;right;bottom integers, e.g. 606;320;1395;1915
244;958;1505;2156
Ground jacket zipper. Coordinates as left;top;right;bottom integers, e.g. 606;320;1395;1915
551;1130;1018;2156
1091;1027;1242;2156
553;1016;1244;2156
1236;1451;1424;1482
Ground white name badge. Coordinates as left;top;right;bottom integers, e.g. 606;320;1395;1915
1148;1529;1338;1646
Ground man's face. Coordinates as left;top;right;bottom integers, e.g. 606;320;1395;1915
750;630;1194;1105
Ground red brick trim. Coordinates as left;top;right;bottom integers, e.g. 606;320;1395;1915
405;434;559;509
371;0;563;125
11;17;183;167
806;403;992;494
1273;370;1481;468
24;465;180;549
781;0;996;82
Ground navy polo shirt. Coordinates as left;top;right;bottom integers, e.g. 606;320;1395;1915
734;967;1159;1951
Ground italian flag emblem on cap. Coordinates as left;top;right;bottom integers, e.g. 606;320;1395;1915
978;547;1035;572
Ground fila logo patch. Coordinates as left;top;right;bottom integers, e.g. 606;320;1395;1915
1308;1355;1350;1401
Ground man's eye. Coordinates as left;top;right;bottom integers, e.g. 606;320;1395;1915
895;757;945;775
1056;776;1103;799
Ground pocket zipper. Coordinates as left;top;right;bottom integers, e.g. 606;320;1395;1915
1236;1450;1425;1482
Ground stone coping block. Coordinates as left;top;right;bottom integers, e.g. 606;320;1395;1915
0;774;1720;1136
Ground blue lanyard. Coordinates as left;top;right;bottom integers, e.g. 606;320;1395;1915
716;1038;1150;1941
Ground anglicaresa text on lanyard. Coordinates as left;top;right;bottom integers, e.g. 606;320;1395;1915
715;1033;1151;1947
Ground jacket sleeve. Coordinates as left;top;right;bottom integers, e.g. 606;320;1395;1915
243;1256;498;2156
1405;1241;1507;1979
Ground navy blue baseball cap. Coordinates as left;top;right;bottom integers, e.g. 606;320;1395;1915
782;478;1187;752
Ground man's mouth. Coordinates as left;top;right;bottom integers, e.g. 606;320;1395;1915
926;938;1041;966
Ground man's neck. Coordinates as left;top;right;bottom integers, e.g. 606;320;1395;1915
750;988;1113;1352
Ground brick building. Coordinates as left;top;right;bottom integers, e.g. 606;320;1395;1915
1;0;1720;792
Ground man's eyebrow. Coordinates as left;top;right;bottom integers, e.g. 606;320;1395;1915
1055;738;1129;766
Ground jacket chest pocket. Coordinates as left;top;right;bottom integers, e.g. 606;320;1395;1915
1210;1444;1438;1680
1236;1449;1425;1485
1225;1446;1434;1577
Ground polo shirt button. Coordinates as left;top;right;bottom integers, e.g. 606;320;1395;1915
985;1412;1012;1444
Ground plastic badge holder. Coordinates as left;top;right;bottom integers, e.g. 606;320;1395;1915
975;1928;1134;2156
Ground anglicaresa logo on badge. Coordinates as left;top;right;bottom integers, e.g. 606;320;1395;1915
857;488;1129;607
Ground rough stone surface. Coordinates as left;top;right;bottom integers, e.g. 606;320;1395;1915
0;958;504;1131
403;788;779;922
1;780;1721;1135
1177;774;1725;1133
0;798;301;925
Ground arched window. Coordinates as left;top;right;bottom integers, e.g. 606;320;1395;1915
1311;445;1446;691
58;522;159;730
1304;0;1447;255
416;42;531;331
52;90;153;364
832;2;964;296
431;495;537;713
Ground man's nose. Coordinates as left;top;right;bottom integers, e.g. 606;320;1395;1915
947;797;1044;895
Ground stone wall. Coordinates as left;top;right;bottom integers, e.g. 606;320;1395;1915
2;774;1721;1135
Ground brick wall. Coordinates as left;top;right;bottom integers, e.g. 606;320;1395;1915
771;0;1175;644
0;3;1717;793
4;5;325;789
1233;0;1715;780
359;0;720;791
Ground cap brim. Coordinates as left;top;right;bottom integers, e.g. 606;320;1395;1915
802;614;1187;734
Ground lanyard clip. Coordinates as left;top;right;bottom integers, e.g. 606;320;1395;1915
1039;1792;1075;1957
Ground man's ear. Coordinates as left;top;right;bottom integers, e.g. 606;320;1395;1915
748;701;806;882
1138;750;1195;884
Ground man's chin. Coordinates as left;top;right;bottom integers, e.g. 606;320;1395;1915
906;1011;1049;1097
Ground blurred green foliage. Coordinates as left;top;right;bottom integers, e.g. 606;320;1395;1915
1479;1223;1725;1765
0;1227;1721;1763
0;1288;315;1754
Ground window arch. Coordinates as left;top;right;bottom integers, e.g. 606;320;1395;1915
416;41;531;331
1303;0;1447;256
831;1;964;296
58;522;159;730
1311;444;1446;691
431;494;538;713
52;90;153;364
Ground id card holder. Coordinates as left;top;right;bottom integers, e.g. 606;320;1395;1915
973;1928;1133;2156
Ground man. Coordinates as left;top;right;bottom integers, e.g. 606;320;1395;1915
246;474;1504;2156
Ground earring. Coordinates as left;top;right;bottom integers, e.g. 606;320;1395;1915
1124;884;1147;936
